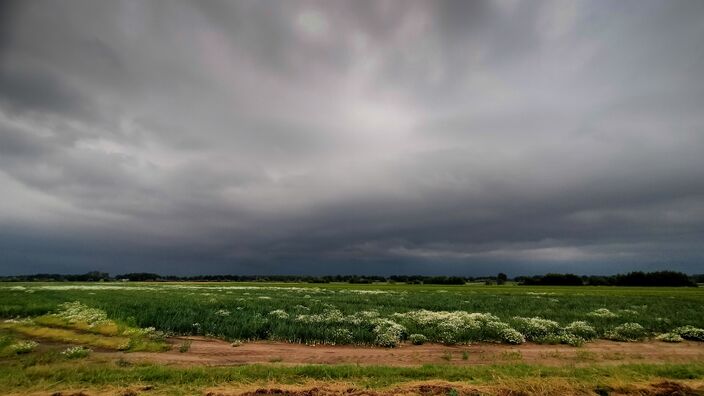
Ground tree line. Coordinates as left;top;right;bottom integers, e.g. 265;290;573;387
0;270;701;286
516;271;699;287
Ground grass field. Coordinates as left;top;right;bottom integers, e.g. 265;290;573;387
2;282;704;395
2;282;704;346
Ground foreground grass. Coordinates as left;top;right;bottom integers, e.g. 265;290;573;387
1;359;704;394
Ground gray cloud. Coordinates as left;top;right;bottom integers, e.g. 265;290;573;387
1;0;703;276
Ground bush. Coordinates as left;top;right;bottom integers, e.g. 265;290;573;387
559;333;586;347
327;328;353;345
408;334;428;345
512;317;560;340
533;333;585;347
605;323;647;342
563;321;597;340
499;328;525;345
672;325;704;341
656;333;684;343
372;319;405;347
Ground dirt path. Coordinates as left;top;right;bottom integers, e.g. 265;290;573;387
109;337;704;366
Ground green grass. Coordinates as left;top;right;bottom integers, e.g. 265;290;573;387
178;340;192;353
0;359;703;393
1;282;703;346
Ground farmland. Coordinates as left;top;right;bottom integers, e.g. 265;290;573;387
1;282;704;395
2;282;704;346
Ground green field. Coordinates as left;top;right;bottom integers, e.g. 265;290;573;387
2;282;704;395
2;282;703;347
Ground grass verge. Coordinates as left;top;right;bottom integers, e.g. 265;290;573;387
1;360;704;394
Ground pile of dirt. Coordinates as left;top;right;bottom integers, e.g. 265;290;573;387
208;383;485;396
205;381;704;396
597;381;703;396
33;381;704;395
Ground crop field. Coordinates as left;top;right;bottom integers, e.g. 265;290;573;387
2;282;704;346
2;282;704;395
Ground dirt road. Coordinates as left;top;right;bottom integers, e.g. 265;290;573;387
112;337;704;366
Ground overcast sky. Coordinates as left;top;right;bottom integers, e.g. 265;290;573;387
1;0;703;276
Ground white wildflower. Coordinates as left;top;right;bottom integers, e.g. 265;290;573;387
587;308;619;318
61;346;91;359
10;340;38;354
268;309;289;320
215;309;230;317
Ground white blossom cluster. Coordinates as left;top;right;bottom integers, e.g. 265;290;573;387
587;308;619;318
294;308;344;324
605;322;646;341
372;318;406;347
9;340;38;354
55;301;109;327
510;317;596;346
327;328;354;345
392;310;524;345
656;332;684;343
408;333;428;345
498;328;526;345
61;346;91;359
122;326;156;337
268;309;289;319
511;317;561;340
672;325;704;341
563;321;597;340
345;310;380;325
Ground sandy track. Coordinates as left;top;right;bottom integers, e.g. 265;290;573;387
111;337;704;366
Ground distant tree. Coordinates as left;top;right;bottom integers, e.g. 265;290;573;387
516;271;696;287
586;276;612;286
115;273;161;282
519;273;583;286
614;271;695;287
497;273;507;285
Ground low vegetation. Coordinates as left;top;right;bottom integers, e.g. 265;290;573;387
0;301;167;352
1;360;703;394
1;283;704;347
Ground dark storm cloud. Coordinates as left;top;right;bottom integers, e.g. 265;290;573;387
1;0;703;276
0;67;90;115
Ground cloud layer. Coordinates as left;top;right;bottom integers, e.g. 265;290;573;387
1;0;704;275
